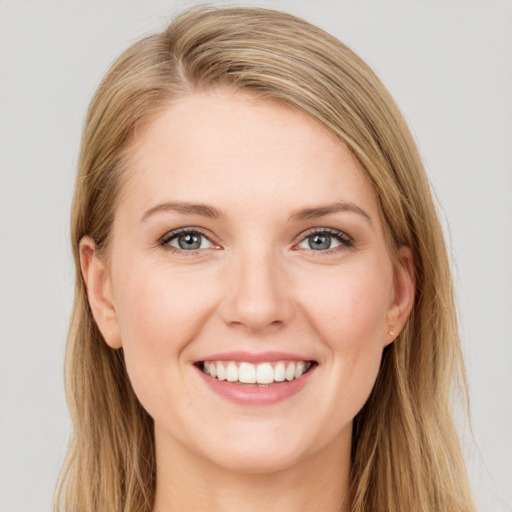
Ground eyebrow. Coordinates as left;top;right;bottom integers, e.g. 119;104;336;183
290;201;373;224
140;199;372;224
141;201;223;222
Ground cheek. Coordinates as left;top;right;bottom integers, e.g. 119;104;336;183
298;263;391;406
114;261;214;352
111;262;217;420
301;263;392;346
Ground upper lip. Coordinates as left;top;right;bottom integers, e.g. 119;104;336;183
197;351;317;364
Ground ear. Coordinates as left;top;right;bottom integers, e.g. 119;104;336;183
384;246;416;347
79;236;122;349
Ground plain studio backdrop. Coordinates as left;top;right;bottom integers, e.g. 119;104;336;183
1;1;511;511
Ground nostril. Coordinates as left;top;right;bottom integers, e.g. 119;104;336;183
227;318;286;333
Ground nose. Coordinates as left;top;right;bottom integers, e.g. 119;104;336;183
219;248;294;333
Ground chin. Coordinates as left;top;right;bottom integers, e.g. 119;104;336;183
193;421;335;475
206;443;307;475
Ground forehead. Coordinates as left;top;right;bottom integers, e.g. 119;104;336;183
119;90;380;223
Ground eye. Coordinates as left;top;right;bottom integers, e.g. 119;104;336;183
296;229;352;252
160;229;216;252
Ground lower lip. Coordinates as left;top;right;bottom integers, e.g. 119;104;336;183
195;365;316;406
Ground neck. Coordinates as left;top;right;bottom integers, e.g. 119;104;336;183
152;426;352;512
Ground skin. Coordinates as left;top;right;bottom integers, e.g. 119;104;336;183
80;90;415;512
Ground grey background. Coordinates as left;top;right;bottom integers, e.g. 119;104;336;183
1;1;511;510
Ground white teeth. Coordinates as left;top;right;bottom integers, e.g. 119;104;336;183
239;362;256;384
295;361;306;379
216;362;226;381
274;362;286;382
256;362;274;384
285;362;296;381
226;362;238;382
203;360;312;384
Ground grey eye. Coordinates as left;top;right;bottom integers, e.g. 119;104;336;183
309;233;333;250
166;231;214;251
177;233;201;250
297;232;343;251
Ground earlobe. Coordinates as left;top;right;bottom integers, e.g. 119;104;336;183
385;246;416;346
79;237;122;349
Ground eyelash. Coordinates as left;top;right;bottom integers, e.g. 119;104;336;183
296;227;354;253
159;227;217;254
158;227;354;255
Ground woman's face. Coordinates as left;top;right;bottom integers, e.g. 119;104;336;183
82;90;414;473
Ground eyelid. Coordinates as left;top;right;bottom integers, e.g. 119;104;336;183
293;227;354;251
159;227;221;252
157;226;353;254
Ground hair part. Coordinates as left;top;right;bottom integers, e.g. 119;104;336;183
55;6;475;512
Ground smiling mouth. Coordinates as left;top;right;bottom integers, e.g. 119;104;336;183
197;360;317;386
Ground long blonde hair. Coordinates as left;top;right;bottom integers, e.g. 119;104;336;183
55;6;475;511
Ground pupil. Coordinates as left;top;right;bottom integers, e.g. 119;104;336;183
178;233;201;250
309;234;331;250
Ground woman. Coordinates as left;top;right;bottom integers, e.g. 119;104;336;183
55;6;476;512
